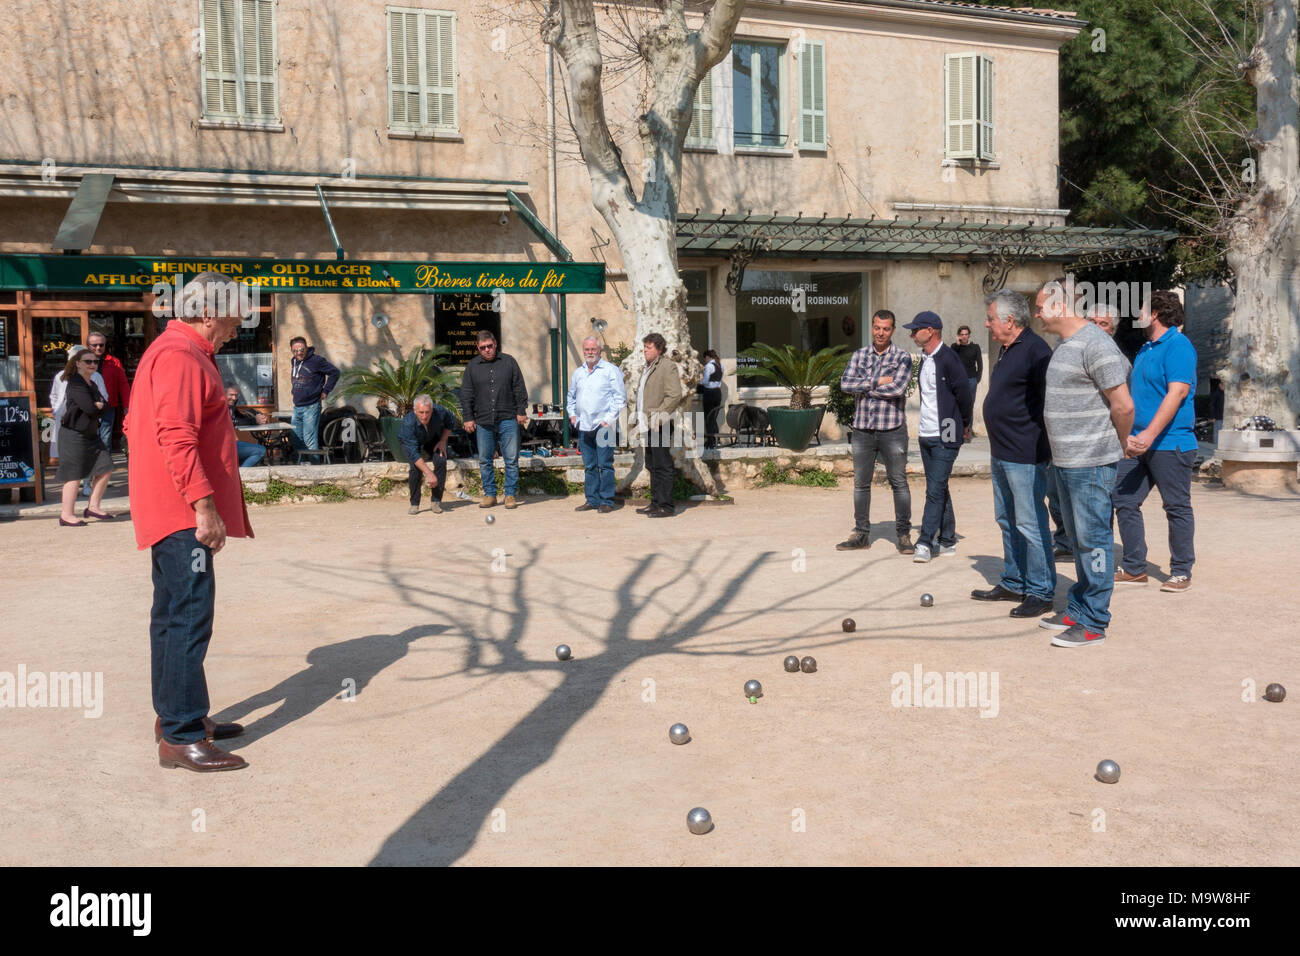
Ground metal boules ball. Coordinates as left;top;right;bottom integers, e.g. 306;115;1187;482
783;655;801;673
920;593;934;608
1095;759;1121;784
842;618;856;633
800;656;817;674
743;679;763;699
485;514;495;525
1264;683;1286;703
555;644;572;661
687;807;714;835
669;723;690;745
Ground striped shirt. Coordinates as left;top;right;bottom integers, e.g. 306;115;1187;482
840;343;913;431
1043;321;1131;468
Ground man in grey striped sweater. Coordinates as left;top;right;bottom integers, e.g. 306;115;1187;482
1036;277;1134;649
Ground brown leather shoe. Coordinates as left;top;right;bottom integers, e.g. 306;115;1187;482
597;504;614;514
158;738;248;772
1114;568;1149;586
479;495;497;508
154;716;245;744
503;495;519;509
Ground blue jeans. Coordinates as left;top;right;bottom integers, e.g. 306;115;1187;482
917;436;958;548
578;428;615;507
1113;449;1196;578
150;529;216;745
1053;462;1119;633
475;420;520;497
236;440;267;467
292;402;321;450
991;458;1056;600
1045;463;1074;553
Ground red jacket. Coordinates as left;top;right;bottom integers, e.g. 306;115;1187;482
99;353;131;410
125;321;253;549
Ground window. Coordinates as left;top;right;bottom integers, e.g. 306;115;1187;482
686;70;714;149
798;40;826;151
732;40;786;148
734;270;865;377
945;53;994;161
201;0;278;124
388;7;457;133
681;271;710;350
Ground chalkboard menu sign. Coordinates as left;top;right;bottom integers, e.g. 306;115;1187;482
434;294;501;365
0;391;43;502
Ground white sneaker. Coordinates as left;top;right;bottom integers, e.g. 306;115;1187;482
913;544;932;563
938;544;957;557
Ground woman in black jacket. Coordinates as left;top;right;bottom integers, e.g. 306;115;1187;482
55;347;114;526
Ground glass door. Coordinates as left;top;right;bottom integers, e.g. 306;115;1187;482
30;313;88;408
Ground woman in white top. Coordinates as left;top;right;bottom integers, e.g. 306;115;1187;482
49;345;107;460
697;349;724;449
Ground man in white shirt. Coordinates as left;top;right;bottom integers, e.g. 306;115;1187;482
567;336;626;513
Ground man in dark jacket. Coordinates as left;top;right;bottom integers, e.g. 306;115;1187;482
970;291;1055;618
289;336;340;451
904;311;974;562
399;394;454;515
951;325;983;397
460;330;529;509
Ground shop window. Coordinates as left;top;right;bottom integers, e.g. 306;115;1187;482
0;313;18;391
733;40;787;148
681;270;710;353
215;302;275;404
734;270;865;380
201;0;279;125
388;8;457;133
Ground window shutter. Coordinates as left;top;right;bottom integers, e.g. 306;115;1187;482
389;10;421;126
686;68;714;147
240;0;276;119
944;53;976;160
202;0;240;118
799;40;826;150
425;12;457;130
978;55;995;160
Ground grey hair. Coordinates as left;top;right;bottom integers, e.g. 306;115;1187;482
581;335;600;348
413;394;434;409
984;289;1031;328
180;270;248;320
1087;302;1120;319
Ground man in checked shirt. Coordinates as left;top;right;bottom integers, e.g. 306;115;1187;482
837;309;915;554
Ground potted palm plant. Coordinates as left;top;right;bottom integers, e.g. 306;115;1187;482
339;347;462;459
735;343;849;451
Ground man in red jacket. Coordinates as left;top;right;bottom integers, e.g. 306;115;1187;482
86;331;129;451
126;272;254;772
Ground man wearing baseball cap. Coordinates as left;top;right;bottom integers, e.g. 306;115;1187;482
903;311;974;562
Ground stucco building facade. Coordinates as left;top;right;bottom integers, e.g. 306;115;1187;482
0;0;1165;438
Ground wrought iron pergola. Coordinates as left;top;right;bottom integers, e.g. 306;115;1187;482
675;212;1177;294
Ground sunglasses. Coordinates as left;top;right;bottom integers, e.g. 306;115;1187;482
478;344;495;350
79;359;99;365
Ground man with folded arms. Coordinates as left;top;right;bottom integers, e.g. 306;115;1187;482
127;272;252;772
971;290;1056;619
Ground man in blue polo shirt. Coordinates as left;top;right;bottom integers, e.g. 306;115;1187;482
1113;291;1198;592
971;290;1056;618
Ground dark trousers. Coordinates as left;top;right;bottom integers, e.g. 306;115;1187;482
408;450;447;506
647;425;675;509
150;529;215;745
1113;448;1196;578
917;436;958;548
850;424;910;536
701;388;722;448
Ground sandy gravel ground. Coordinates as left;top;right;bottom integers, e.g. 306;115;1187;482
1;478;1295;866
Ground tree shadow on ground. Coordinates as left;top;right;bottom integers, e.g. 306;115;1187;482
340;534;1016;866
